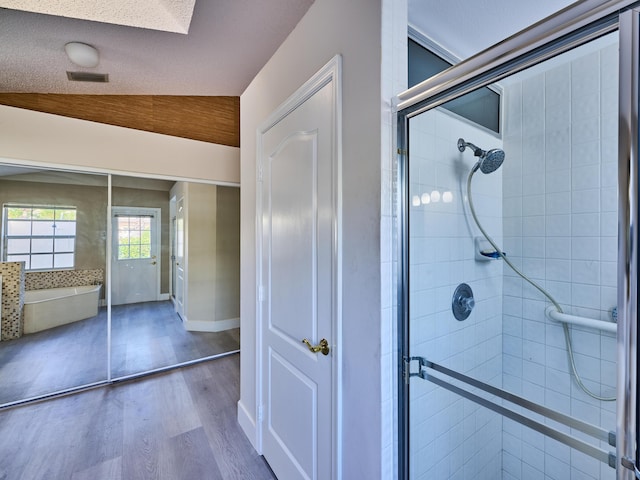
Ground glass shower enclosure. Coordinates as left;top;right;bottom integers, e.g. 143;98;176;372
397;2;640;479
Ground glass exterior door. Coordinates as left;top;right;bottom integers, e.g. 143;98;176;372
399;13;629;480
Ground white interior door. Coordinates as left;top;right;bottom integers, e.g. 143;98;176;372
111;207;160;305
259;57;340;480
174;197;185;319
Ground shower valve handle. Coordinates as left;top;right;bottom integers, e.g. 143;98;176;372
452;283;475;321
458;296;475;313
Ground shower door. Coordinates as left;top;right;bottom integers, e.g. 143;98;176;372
398;3;640;479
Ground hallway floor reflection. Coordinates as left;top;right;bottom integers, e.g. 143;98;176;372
0;301;239;405
111;300;240;378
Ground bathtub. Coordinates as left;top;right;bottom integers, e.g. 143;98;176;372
23;285;101;334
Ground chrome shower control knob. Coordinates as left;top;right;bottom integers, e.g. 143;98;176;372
452;283;474;321
459;296;475;312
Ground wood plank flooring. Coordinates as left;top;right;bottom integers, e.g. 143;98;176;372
0;301;239;405
0;354;275;480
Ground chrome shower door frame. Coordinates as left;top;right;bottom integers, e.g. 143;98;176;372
396;1;640;479
617;8;640;479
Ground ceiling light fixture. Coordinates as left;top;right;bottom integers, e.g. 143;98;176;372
64;42;99;68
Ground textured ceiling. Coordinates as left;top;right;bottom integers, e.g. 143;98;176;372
0;0;579;96
0;0;314;94
408;0;579;60
0;0;196;33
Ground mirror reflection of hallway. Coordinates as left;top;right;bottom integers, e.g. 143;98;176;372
0;167;240;406
110;176;240;379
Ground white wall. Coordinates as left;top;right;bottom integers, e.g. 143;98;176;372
239;0;387;477
381;1;408;477
0;105;239;184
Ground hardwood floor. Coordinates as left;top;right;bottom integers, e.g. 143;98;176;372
0;301;239;405
0;354;275;480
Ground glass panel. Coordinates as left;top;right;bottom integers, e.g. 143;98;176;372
54;253;74;268
31;238;53;253
0;165;108;407
32;208;54;220
54;238;75;252
405;32;618;480
6;254;30;268
53;221;76;236
55;209;76;220
30;253;53;270
408;38;501;133
6;207;31;219
110;178;240;379
6;220;31;236
118;245;129;258
6;238;30;254
31;221;54;236
129;245;141;258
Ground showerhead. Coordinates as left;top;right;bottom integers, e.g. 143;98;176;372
457;138;505;174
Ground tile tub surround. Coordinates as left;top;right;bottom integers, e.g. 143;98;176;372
0;262;25;340
25;269;104;291
0;267;104;341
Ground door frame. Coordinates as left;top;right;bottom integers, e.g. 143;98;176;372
255;54;343;478
111;206;162;304
395;2;640;479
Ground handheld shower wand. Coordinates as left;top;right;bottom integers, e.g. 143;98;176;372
458;137;614;402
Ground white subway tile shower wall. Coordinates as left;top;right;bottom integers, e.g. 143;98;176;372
409;108;503;479
501;38;618;480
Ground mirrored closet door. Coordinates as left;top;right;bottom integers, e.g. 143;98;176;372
0;163;240;406
109;176;240;379
0;165;108;405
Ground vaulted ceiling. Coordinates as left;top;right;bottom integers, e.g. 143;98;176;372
1;0;580;96
0;0;314;95
0;0;578;145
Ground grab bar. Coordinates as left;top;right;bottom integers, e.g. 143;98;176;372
407;356;616;468
545;305;617;334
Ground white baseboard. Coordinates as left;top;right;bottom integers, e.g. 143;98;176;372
102;294;170;307
237;399;259;452
183;317;240;332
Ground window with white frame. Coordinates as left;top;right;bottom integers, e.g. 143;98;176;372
2;205;77;270
116;215;152;260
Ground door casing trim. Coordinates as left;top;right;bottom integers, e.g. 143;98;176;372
254;54;343;479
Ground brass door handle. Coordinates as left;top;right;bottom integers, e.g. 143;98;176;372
302;338;330;356
151;261;157;265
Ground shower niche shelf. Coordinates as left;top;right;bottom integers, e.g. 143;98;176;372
474;236;504;262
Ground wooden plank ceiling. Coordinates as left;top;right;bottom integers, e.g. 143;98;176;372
0;94;240;148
